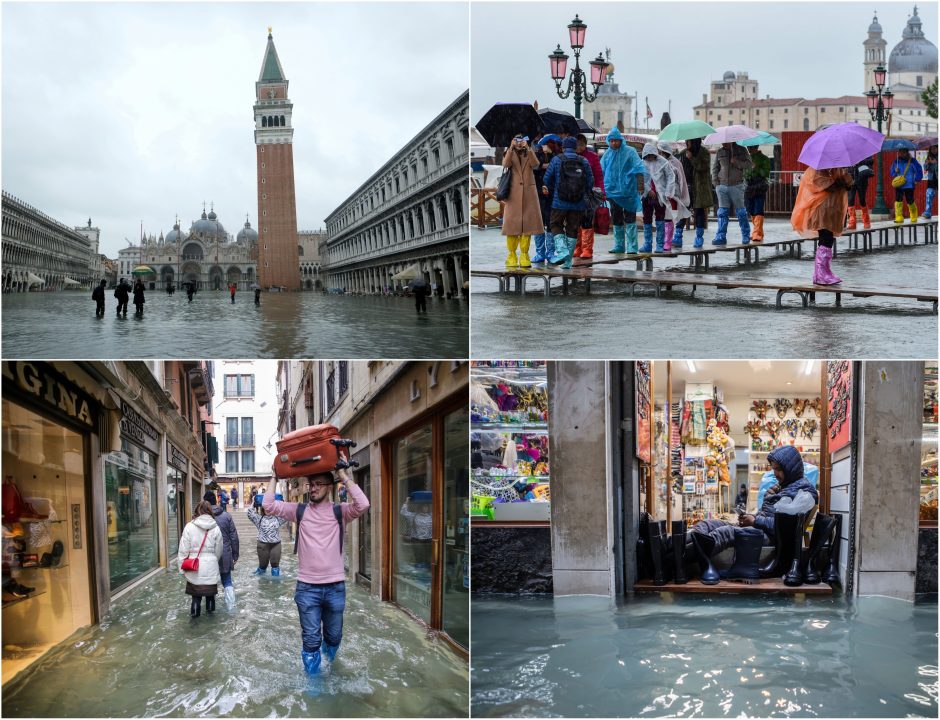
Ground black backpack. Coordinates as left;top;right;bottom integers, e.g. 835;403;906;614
557;156;586;203
294;502;344;555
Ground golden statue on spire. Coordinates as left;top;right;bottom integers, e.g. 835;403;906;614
268;26;272;34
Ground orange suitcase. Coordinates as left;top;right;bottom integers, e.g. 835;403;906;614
273;424;358;480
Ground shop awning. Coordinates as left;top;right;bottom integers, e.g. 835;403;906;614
391;263;423;281
27;272;45;285
62;277;80;286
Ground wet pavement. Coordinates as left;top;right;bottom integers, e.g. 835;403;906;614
470;593;938;718
470;220;937;359
2;512;469;718
1;291;469;359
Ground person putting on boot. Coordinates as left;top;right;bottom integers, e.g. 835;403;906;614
600;128;644;254
689;446;817;583
262;465;369;676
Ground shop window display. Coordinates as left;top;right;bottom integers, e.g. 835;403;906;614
470;361;550;523
442;408;469;650
393;424;433;624
2;400;93;684
921;363;938;526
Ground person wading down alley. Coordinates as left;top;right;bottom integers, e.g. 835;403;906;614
204;491;240;608
178;500;224;617
262;465;370;676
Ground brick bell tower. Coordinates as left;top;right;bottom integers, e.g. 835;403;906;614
254;29;301;290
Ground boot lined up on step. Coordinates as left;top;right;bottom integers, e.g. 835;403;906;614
907;202;919;223
672;223;684;248
895;201;905;224
654;222;666;253
579;227;595;258
712;208;730;245
640;223;653;253
671;520;688;584
690;531;720;585
783;518;808;587
736;208;751;244
693;226;705;248
626;223;639;254
531;233;549;263
649;520;669;585
561;236;578;269
802;513;836;585
760;512;804;579
823;514;843;585
663;221;674;252
549;233;569;265
723;527;765;583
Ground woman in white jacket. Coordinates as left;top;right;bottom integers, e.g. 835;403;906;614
178;500;223;616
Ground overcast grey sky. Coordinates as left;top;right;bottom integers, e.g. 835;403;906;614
471;1;937;127
2;2;468;257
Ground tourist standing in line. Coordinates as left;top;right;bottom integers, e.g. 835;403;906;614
744;146;771;242
600;128;645;254
114;278;130;317
573;134;605;259
711;141;753;245
542;137;593;269
658;141;691;250
500;135;543;268
179;500;223;617
680;139;713;248
204;491;240;609
92;280;107;317
889;147;923;223
530;134;561;263
640;143;676;253
791;166;854;285
846;158;874;229
132;279;146;316
923;145;937;220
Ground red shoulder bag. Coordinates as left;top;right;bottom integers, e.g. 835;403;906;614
180;530;208;572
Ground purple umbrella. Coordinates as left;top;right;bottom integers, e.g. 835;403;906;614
914;135;938;150
798;123;884;170
703;125;761;144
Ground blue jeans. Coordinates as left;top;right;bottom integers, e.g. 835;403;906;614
295;581;346;653
220;571;233;588
926;187;936;216
716;183;746;211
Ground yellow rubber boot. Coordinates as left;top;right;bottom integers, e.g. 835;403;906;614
894;202;905;224
518;235;531;268
908;203;918;223
506;236;519;267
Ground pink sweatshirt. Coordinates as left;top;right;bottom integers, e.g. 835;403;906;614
262;483;370;584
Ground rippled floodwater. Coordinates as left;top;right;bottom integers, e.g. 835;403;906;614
1;291;468;359
2;552;468;717
470;221;937;358
471;594;938;718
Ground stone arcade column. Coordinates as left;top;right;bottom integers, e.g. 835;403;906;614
453;254;466;297
547;361;615;596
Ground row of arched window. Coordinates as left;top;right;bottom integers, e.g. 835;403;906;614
261;115;286;128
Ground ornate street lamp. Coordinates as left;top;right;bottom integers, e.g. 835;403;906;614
866;65;894;215
547;15;609;119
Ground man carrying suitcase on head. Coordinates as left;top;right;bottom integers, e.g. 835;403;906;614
262;464;369;676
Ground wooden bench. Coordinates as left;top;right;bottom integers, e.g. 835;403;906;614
471;265;939;310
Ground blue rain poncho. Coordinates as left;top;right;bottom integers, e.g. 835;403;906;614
600;128;644;213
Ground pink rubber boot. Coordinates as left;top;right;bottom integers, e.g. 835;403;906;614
812;246;842;285
663;221;674;252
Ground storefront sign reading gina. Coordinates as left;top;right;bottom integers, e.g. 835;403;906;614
120;400;160;454
167;441;189;472
1;361;97;430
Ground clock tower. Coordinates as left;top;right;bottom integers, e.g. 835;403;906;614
254;29;300;290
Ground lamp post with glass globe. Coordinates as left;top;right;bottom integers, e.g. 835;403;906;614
547;15;609;120
866;65;894;215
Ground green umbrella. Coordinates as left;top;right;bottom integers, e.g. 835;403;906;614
738;131;780;147
658;120;715;142
131;265;155;276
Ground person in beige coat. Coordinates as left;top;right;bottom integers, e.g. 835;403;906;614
501;135;544;267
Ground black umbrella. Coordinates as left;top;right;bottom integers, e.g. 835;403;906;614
476;103;545;148
538;107;581;136
576;117;597;134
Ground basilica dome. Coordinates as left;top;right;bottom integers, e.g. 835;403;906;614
165;221;188;244
237;218;259;244
191;209;227;238
888;7;938;74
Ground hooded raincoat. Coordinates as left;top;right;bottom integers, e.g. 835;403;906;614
211;504;240;573
500;147;544;236
600;128;644;213
659;142;692;222
641;142;678;220
752;445;819;537
790;167;853;239
178;514;224;593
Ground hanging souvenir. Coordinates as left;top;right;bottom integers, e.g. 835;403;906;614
774;398;793;419
764;418;782;442
801;418;819;441
810;397;822;417
743;419;763;439
793;399;809;417
784;418;800;439
751;399;770;420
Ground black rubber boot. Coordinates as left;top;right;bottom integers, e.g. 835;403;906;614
802;513;836;584
190;596;201;617
206;596;216;614
690;531;720;585
649;521;669;585
671;520;688;584
760;511;800;579
724;527;765;583
783;513;808;587
823;514;843;585
637;513;653;581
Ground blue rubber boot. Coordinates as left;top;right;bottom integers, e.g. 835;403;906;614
323;643;339;663
712;208;729;245
626;223;639;254
736;208;751;245
654;222;665;253
301;650;322;675
611;225;626;253
271;567;280;577
672;224;684;248
531;233;547;263
252;567;266;576
693;227;705;248
561;237;578;269
549;233;569;265
639;224;653;253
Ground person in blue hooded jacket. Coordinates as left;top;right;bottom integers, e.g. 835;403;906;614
541;137;593;269
690;445;817;556
600;128;645;254
889;148;924;224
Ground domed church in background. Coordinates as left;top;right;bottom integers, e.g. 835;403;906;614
865;6;937;100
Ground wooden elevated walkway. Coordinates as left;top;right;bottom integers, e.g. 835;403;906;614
634;578;833;595
471;265;938;310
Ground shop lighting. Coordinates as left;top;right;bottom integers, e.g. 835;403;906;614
686;361;697;373
803;361;816;376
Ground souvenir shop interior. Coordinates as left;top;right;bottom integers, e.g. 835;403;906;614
642;360;825;527
470;361;550;524
922;363;938;527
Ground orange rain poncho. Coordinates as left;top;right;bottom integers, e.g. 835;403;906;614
790;168;854;239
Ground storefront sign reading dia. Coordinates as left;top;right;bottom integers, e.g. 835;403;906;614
120;400;159;454
2;361;97;429
167;441;189;472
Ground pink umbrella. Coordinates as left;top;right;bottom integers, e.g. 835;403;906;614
703;125;761;144
798;123;884;170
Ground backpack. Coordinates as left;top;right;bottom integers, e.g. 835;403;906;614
294;502;344;555
557;156;586;203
